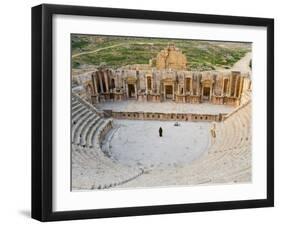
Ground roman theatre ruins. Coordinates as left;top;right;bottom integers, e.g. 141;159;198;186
71;44;252;190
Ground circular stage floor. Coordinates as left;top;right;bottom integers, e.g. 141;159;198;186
102;119;211;171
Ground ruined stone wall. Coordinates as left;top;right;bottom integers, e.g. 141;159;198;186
155;44;187;70
111;111;225;122
75;67;250;107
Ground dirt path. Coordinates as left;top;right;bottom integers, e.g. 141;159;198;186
72;42;155;58
72;43;124;58
231;52;252;73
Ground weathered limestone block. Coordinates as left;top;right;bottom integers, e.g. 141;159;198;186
155;44;188;70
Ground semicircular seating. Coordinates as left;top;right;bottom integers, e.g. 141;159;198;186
118;100;252;188
180;101;252;185
72;92;252;189
71;94;143;190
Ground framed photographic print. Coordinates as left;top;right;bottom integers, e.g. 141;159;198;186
31;4;274;221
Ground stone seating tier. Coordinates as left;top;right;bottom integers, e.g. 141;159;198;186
71;93;251;188
183;101;252;184
71;95;143;190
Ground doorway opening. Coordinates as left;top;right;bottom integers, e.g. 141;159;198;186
128;84;135;98
165;85;173;100
202;87;211;101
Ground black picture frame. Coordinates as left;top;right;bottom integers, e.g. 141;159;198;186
32;3;274;222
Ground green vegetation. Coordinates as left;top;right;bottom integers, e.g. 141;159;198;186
71;34;251;71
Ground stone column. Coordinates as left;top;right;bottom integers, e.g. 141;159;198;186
134;83;137;100
157;80;160;94
126;83;129;98
233;79;238;97
122;79;126;98
164;84;166;101
201;85;204;102
220;78;223;97
238;77;244;98
145;77;148;94
159;82;162;101
210;83;213;102
151;77;154;91
197;79;200;96
104;71;109;93
190;78;193;95
117;73;120;88
184;78;186;95
172;83;175;100
93;74;98;94
229;76;232;97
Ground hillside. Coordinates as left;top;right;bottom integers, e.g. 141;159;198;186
71;34;251;71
